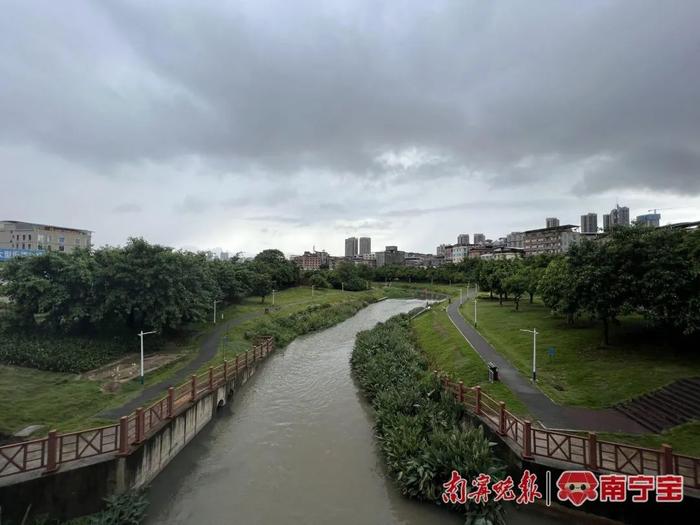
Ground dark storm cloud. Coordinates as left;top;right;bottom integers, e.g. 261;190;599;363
1;0;699;197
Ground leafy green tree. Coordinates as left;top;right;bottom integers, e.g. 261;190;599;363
523;265;544;304
503;269;528;311
538;257;581;324
248;272;273;303
309;272;331;289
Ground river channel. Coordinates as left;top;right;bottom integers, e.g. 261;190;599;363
147;299;573;525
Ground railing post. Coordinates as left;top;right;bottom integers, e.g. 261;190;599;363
118;416;129;455
223;359;228;382
588;432;598;470
190;374;197;402
236;353;240;373
662;444;674;474
523;420;533;459
45;429;58;473
135;408;144;444
458;381;464;403
208;366;214;391
167;387;175;418
499;402;506;436
475;385;482;415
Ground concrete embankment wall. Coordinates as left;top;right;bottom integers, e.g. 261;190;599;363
0;365;258;521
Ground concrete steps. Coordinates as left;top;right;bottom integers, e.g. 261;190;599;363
614;377;700;433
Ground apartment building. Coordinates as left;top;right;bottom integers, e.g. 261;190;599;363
523;224;580;256
291;250;330;271
0;220;92;260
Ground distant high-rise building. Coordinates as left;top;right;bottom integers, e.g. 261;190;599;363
436;244;446;257
580;213;598;234
457;233;470;245
375;246;405;267
344;237;358;257
636;213;661;227
546;217;560;228
359;237;371;255
506;232;524;249
606;205;630;231
473;233;486;245
603;214;611;232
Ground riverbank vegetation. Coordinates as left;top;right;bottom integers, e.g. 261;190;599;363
0;241;299;370
246;293;377;348
352;315;504;525
0;287;383;436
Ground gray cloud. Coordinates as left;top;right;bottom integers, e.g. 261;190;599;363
1;0;699;254
112;202;142;214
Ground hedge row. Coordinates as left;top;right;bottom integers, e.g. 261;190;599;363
245;295;376;348
0;334;127;373
351;315;504;525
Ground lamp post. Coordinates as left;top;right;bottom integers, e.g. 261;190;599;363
341;282;344;292
520;328;539;382
474;297;478;328
213;300;220;324
138;330;157;385
272;289;276;306
311;284;315;297
460;288;463;304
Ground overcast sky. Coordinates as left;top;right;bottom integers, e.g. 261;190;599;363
1;0;699;256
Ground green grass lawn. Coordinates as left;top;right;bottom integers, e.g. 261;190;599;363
600;420;700;457
411;306;529;416
459;296;700;408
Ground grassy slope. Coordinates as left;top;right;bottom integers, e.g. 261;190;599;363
411;304;529;416
459;296;700;409
0;286;384;435
600;421;700;457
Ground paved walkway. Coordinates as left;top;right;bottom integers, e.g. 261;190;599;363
100;310;264;419
446;298;647;433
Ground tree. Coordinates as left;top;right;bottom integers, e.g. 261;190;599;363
523;265;544;304
503;270;528;311
309;272;331;289
248;272;273;303
538;257;581;324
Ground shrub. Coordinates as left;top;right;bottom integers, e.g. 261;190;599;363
352;315;504;525
0;334;128;373
246;296;375;348
88;490;148;525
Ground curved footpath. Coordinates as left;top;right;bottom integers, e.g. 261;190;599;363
446;299;646;433
100;310;264;419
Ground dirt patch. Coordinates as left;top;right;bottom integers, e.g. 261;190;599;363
84;352;186;383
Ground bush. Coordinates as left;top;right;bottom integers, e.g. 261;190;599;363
88;490;148;525
352;315;504;525
246;296;375;348
0;334;127;373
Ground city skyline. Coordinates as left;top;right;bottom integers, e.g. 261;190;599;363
1;1;700;256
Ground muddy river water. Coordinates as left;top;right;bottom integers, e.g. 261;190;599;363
147;299;572;525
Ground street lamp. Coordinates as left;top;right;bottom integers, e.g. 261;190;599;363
213;300;220;324
138;330;157;385
520;328;539;382
474;297;478;327
460;288;463;304
311;284;315;297
272;289;277;305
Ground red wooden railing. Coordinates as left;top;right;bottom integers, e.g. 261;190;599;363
438;373;700;491
0;337;274;480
